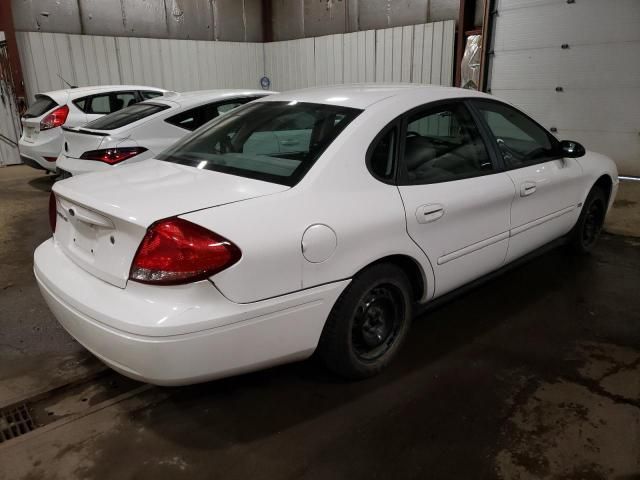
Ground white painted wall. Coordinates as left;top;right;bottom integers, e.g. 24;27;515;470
488;0;640;176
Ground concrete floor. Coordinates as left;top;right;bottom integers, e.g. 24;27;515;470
1;165;639;479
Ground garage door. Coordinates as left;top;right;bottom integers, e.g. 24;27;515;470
488;0;640;176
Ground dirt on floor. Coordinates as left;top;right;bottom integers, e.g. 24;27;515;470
0;165;639;480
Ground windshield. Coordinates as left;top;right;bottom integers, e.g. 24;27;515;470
84;103;170;131
157;101;362;186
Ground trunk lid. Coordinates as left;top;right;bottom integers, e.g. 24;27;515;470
53;159;289;287
61;127;111;159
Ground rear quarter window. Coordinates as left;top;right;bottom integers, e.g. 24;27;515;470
84;103;170;131
141;90;164;100
23;95;58;118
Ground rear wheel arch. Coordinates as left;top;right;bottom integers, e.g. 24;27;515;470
354;254;427;304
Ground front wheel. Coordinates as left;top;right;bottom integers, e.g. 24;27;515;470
316;263;412;379
569;186;607;254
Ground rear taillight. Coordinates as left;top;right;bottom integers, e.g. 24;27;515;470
129;218;241;285
80;147;148;165
40;105;69;130
49;192;57;233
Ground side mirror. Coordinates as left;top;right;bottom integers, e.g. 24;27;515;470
560;140;586;158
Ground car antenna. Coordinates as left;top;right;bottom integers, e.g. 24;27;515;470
57;73;77;89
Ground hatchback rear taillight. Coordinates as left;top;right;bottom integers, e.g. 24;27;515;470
80;147;148;165
129;218;241;285
49;192;57;233
40;105;69;130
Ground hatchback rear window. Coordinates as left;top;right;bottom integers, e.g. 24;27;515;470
157;101;362;186
84;103;170;131
23;95;58;118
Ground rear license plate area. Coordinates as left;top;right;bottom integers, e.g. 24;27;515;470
71;221;98;255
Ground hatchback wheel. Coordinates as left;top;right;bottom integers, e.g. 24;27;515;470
317;263;412;379
570;186;607;254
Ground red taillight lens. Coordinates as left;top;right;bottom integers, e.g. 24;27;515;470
80;147;148;165
129;218;241;285
49;192;57;233
40;105;69;130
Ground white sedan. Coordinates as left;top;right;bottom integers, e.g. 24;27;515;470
35;85;618;385
56;90;274;178
19;85;168;172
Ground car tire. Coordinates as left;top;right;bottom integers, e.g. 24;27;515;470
316;263;413;379
569;186;607;254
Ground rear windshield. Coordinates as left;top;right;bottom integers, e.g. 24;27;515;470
84;103;170;131
157;101;362;186
23;95;57;118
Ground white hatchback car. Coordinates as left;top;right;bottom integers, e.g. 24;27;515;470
56;90;273;178
19;85;167;172
35;85;618;385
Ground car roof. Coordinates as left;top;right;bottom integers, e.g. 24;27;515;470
150;89;275;109
39;85;167;100
257;84;494;110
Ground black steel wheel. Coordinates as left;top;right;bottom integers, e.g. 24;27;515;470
352;284;404;362
316;263;412;379
569;186;607;254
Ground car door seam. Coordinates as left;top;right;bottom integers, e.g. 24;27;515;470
395;185;436;300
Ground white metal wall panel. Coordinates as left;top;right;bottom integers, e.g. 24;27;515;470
489;0;640;175
16;20;455;109
16;32;266;100
264;38;315;91
266;20;454;91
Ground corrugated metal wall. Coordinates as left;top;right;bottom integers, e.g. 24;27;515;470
16;31;265;99
264;20;455;91
488;0;640;176
0;31;22;166
16;20;454;102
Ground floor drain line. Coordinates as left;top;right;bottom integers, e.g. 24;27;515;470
0;404;37;443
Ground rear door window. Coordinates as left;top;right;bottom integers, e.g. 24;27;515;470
84;103;170;131
23;95;57;118
85;94;111;114
399;102;494;184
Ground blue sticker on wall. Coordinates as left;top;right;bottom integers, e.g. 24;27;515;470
260;76;271;90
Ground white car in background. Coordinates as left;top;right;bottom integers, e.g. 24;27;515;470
19;85;167;172
56;90;274;178
35;85;618;386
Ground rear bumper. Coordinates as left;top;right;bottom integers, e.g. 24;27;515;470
57;155;111;176
20;155;47;171
18;135;62;171
34;238;348;385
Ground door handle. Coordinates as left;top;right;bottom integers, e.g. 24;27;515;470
416;204;445;224
280;139;299;146
520;182;537;197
